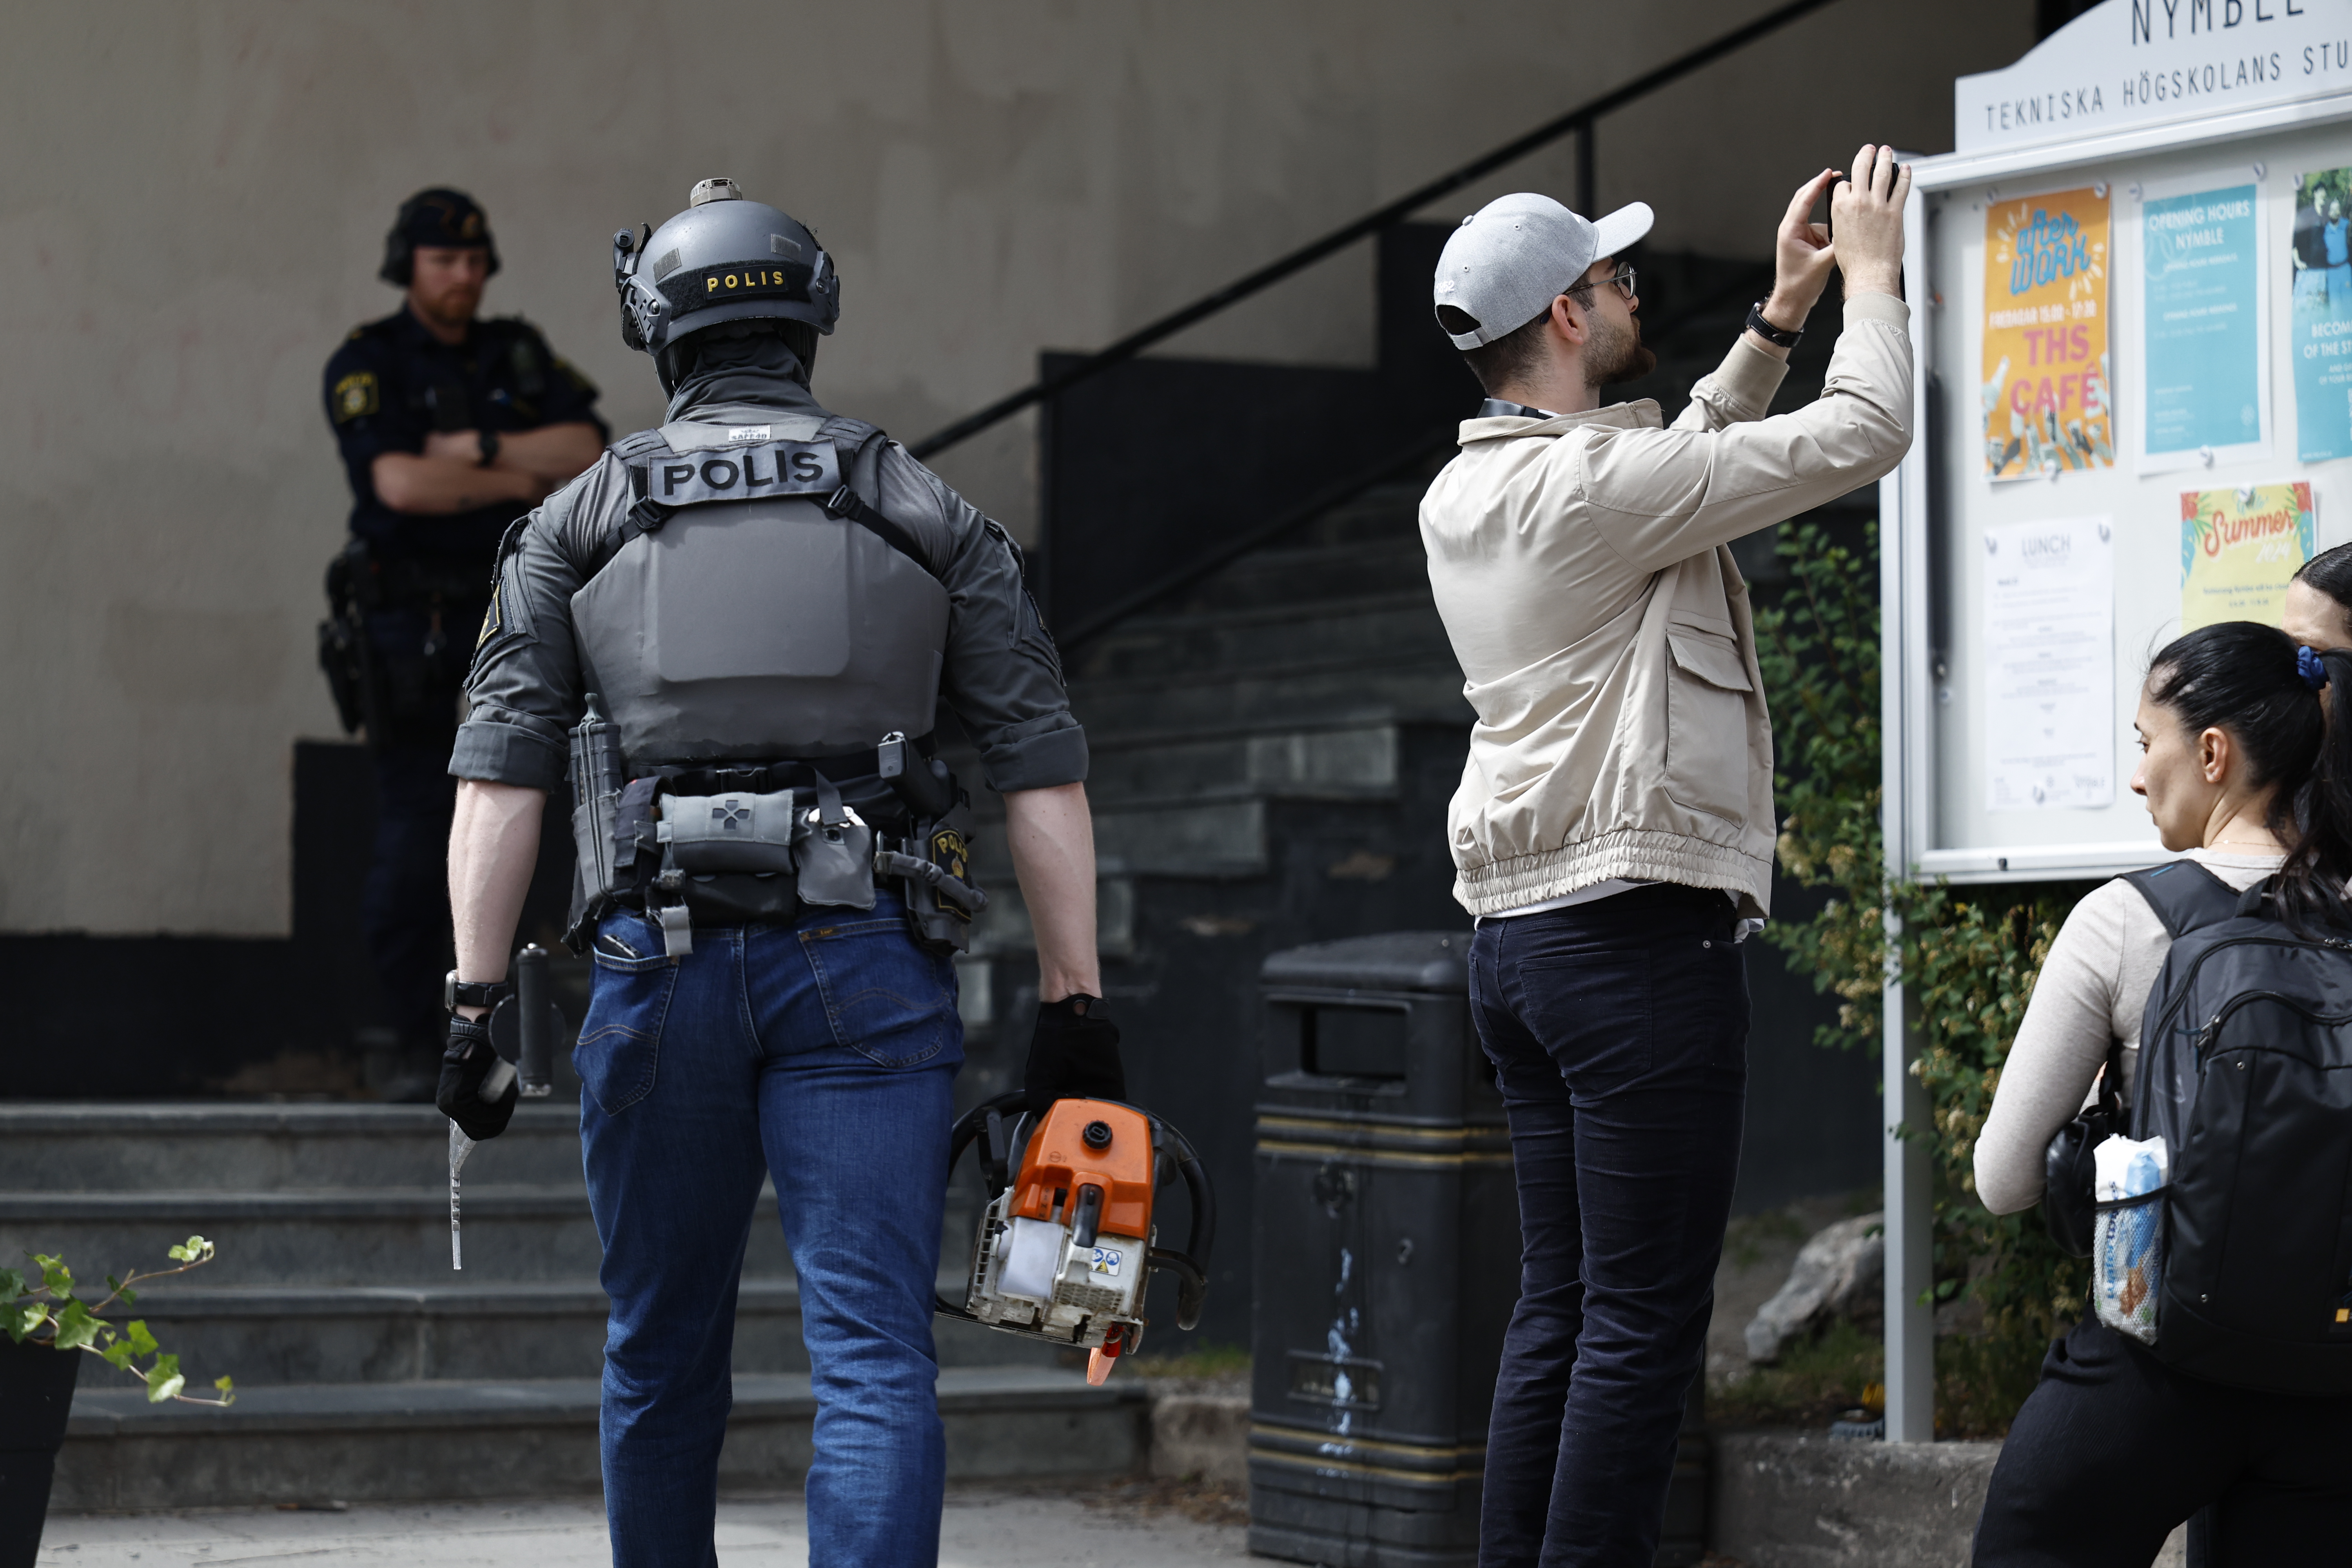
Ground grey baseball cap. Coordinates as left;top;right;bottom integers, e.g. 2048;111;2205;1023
1432;194;1655;349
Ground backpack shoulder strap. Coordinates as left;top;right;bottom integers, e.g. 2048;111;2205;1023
2119;859;2244;939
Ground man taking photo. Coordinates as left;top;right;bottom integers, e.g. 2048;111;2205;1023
1419;145;1915;1566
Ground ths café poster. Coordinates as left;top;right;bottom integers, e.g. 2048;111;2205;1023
1982;187;2114;481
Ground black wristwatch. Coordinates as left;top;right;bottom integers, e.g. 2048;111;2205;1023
475;429;501;468
1746;300;1804;348
445;971;513;1011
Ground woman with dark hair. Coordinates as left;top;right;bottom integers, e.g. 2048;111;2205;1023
2285;541;2352;652
1970;621;2352;1564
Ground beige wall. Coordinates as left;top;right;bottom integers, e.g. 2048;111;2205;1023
0;0;2030;936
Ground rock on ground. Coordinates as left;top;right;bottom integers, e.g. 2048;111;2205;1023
1744;1212;1884;1365
1707;1195;1867;1379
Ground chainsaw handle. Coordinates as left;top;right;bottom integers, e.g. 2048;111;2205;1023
946;1089;1031;1198
1154;1123;1215;1332
1148;1248;1209;1332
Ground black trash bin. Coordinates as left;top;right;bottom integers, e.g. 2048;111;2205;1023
1247;931;1510;1566
1247;931;1709;1568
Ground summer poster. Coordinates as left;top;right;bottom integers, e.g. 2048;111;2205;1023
2180;483;2316;632
2140;181;2265;469
1982;188;2113;481
2293;167;2352;461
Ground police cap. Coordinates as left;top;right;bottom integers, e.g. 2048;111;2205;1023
381;188;501;287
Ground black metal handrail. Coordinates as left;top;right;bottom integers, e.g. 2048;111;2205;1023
907;0;1841;461
1056;260;1778;652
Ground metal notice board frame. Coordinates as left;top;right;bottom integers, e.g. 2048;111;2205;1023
1879;0;2352;1441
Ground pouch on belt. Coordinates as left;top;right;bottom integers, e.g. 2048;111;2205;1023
658;787;801;875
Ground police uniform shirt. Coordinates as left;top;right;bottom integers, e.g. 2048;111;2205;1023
323;308;608;561
452;382;1087;798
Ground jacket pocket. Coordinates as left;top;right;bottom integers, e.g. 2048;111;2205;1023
1663;624;1754;823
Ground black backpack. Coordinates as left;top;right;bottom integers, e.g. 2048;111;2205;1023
2123;859;2352;1394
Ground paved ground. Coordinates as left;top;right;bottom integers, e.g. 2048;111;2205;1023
36;1483;1251;1567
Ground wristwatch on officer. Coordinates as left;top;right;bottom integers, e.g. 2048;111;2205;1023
475;429;502;468
1746;300;1804;349
445;971;514;1012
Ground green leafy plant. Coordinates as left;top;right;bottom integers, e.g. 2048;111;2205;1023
4;1236;236;1405
1751;520;2089;1434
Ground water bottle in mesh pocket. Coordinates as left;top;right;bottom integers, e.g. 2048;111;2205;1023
2092;1135;2169;1345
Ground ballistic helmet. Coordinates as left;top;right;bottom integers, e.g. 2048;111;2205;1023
612;178;839;357
381;188;500;287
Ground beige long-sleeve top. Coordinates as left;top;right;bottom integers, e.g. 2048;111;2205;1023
1973;850;2281;1216
1418;294;1913;920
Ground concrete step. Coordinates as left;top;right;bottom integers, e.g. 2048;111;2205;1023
53;1365;1149;1511
1068;590;1455;686
1166;529;1429;618
115;1277;1068;1385
1082;724;1401;810
1071;660;1471;745
0;1103;587;1191
0;1183;788;1286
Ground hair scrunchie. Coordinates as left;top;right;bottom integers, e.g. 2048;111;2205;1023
2300;643;2331;692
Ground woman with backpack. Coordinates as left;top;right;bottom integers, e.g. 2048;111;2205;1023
1971;620;2352;1564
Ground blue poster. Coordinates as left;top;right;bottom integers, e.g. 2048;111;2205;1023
2143;183;2259;458
2293;167;2352;463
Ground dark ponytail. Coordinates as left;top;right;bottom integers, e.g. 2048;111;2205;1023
2145;621;2352;928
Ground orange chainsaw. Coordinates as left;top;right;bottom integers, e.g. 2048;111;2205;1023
937;1090;1214;1385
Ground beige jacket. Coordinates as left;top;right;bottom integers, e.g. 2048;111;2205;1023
1419;293;1914;918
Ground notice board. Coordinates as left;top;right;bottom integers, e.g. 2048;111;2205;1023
1886;0;2352;883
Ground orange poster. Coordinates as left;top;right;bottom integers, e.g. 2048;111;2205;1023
1982;188;2113;481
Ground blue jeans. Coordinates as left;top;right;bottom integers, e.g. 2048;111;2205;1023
577;894;963;1568
1468;884;1748;1568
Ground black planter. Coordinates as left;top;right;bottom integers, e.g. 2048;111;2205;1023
0;1336;80;1568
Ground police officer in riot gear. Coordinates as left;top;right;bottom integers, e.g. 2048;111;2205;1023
319;188;608;1098
438;178;1123;1567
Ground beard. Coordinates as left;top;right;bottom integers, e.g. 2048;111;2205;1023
1585;311;1657;389
414;282;483;333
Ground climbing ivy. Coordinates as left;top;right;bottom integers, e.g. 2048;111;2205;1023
1751;519;2089;1431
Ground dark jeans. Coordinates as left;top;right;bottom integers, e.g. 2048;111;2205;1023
360;742;459;1045
1469;884;1748;1568
1974;1320;2352;1566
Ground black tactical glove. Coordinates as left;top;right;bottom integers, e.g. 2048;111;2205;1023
1025;995;1126;1112
437;1013;520;1141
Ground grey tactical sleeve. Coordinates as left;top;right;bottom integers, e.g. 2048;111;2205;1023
873;446;1089;793
446;461;619;791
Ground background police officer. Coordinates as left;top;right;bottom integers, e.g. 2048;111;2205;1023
319;188;607;1096
435;179;1122;1567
